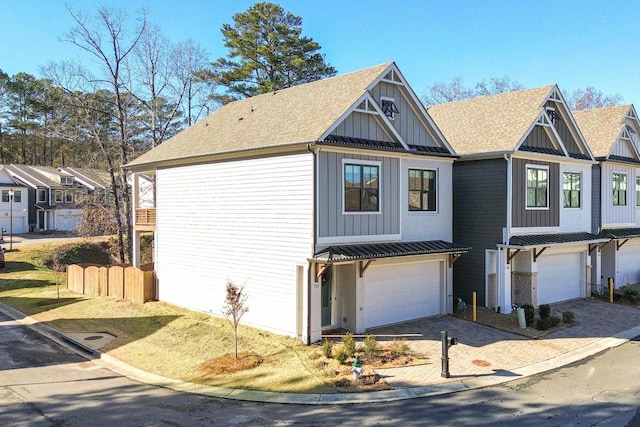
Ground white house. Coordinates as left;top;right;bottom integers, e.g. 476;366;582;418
126;62;470;343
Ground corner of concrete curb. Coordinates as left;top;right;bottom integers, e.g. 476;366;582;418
1;301;637;406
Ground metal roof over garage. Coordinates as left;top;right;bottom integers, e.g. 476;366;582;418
506;232;609;248
600;228;640;239
313;240;471;263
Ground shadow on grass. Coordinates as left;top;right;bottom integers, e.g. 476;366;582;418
0;278;62;293
1;296;83;316
1;261;38;274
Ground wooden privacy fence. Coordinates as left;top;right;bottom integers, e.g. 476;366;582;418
67;264;156;303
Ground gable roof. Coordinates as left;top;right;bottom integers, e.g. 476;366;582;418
572;105;639;159
127;62;453;169
428;85;590;159
3;164;111;190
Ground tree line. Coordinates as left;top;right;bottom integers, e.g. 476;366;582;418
0;2;624;263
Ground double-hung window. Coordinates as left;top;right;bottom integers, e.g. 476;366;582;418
526;166;548;209
37;189;46;203
613;173;627;206
65;191;74;203
563;172;581;208
636;176;640;207
344;162;380;212
54;190;64;203
2;190;22;203
409;169;437;211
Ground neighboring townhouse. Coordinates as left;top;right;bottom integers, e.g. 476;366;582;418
429;85;607;312
0;167;29;234
2;164;111;231
126;62;470;343
573;105;640;289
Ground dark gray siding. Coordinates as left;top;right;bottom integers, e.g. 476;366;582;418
521;125;554;150
317;151;400;238
511;158;560;227
453;159;507;305
331;111;393;142
554;117;581;155
591;164;601;233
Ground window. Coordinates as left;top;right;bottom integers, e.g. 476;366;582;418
380;97;399;120
37;189;46;203
546;107;560;124
65;191;74;203
526;166;548;208
1;190;20;203
563;172;581;208
613;173;627;206
409;169;437;211
344;163;379;212
61;176;74;185
636;176;640;207
54;190;64;203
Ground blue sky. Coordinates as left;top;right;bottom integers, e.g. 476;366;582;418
2;0;639;105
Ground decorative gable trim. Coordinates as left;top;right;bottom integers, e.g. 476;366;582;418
518;112;569;157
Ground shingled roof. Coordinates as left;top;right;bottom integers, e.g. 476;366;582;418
572;105;637;159
427;85;559;156
127;62;414;168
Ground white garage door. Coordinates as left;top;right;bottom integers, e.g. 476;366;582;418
0;217;26;234
365;261;441;329
537;252;582;305
56;214;78;231
617;241;640;286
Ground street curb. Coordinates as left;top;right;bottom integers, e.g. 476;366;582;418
1;301;638;405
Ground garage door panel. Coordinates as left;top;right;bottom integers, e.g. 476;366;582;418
617;242;640;285
365;261;441;329
537;252;582;305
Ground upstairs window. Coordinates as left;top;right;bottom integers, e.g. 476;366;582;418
380;97;399;120
613;173;627;206
61;176;74;186
546;107;560;124
636;176;640;207
526;166;548;208
409;169;437;211
563;172;581;208
65;191;74;203
344;162;380;212
37;189;46;203
2;190;21;203
54;190;64;203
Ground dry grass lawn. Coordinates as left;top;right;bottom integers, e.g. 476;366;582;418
0;240;429;394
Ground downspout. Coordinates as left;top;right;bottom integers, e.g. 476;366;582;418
501;153;513;313
307;143;317;345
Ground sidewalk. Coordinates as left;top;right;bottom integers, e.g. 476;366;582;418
1;299;639;405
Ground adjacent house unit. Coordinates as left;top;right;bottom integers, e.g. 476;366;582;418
1;164;111;232
573;105;640;289
0;167;29;235
429;85;608;312
126;62;470;343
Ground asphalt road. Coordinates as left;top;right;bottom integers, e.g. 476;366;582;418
0;310;639;426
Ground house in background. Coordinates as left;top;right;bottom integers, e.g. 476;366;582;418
0;167;28;234
126;62;470;343
2;164;111;232
429;85;608;312
573;105;640;289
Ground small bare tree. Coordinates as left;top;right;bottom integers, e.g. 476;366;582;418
222;280;248;359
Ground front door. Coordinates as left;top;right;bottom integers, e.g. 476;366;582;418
321;267;332;327
37;211;45;231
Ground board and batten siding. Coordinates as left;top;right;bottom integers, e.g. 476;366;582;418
369;81;438;148
559;163;592;233
521;126;554;151
591;165;602;233
452;159;507;305
154;153;314;337
511;158;560;228
601;162;637;227
331;111;394;142
317;151;400;241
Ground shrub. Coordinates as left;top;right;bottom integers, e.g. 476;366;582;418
538;304;551;320
622;286;640;304
387;339;411;358
521;304;535;326
342;332;356;356
44;242;114;271
535;315;560;331
363;334;378;357
562;311;575;324
322;339;333;358
333;345;348;363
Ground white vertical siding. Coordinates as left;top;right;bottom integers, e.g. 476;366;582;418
401;158;453;241
155;153;314;337
601;163;637;227
559;163;592;232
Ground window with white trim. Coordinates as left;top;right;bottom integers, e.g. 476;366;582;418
380;97;399;120
636;176;640;207
563;172;581;208
2;190;20;203
526;166;548;208
54;190;64;203
409;169;437;211
37;189;46;203
344;162;380;212
65;191;74;203
613;173;627;206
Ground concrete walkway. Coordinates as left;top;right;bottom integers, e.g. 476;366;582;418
1;299;639;405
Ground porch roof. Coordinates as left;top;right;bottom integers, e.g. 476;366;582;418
600;228;640;239
313;240;471;263
505;232;609;249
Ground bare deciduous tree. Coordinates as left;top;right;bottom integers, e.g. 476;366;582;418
567;86;624;110
422;75;524;106
222;280;249;359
